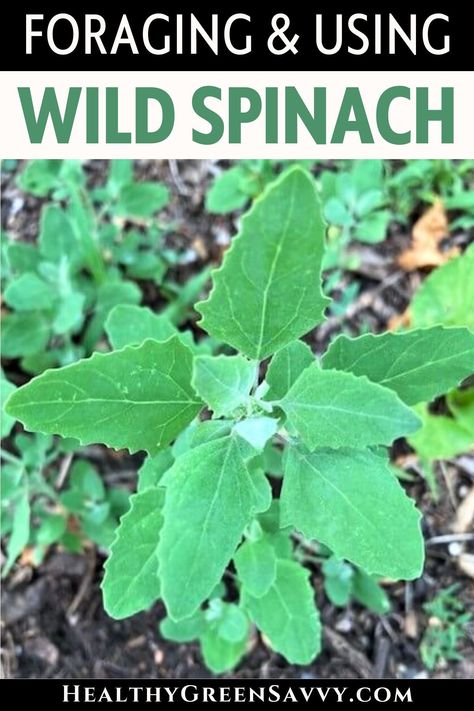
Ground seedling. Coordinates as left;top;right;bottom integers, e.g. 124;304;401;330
320;160;391;273
1;433;129;575
2;159;207;374
206;159;313;215
420;585;472;670
388;159;474;228
321;555;390;614
5;168;474;671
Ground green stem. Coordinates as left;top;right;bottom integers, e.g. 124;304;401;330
0;449;22;465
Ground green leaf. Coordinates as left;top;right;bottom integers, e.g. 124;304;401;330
126;252;166;282
160;610;205;642
6;337;202;455
53;292;85;335
354;210;390;243
408;404;473;461
17;159;63;196
411;244;474;330
280;364;420;450
105;304;176;350
39;205;80;264
232;417;278;451
102;488;164;619
21;351;57;375
322;327;474;405
138;449;174;491
70;460;105;500
444;191;474;210
118;182;169;218
83;280;141;351
197;168;329;360
182;420;233;452
2;313;50;357
211;602;249;643
200;627;247;674
36;514;67;546
243;559;321;664
4;272;56;311
352;569;390;614
206;166;251;214
3;491;30;576
234;538;277;598
281;446;424;579
163;267;212;326
324;197;352;226
1;374;17;437
355;189;384;217
6;242;40;273
322;557;354;606
353;160;383;190
192;354;256;418
158;435;271;620
106;159;134;197
448;389;474;436
262;442;283;477
265;340;314;401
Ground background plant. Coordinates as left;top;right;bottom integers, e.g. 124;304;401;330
420;585;472;671
1;432;129;576
1;159;208;374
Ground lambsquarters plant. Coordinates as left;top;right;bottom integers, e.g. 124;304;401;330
6;168;474;673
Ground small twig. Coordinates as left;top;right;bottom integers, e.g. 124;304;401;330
426;533;474;545
373;634;391;678
380;616;399;644
404;581;413;616
67;547;96;617
55;452;74;490
168;159;191;196
291;532;322;558
438;460;457;509
323;626;374;679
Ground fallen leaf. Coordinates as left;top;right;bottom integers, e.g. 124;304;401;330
192;236;208;260
388;309;412;331
458;553;474;579
394;453;419;469
19;547;38;567
154;648;164;665
398;201;459;271
404;610;418;639
453;488;474;534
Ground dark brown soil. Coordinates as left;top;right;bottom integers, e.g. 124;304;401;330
1;159;473;680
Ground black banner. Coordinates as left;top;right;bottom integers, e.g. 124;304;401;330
1;679;473;706
1;2;473;71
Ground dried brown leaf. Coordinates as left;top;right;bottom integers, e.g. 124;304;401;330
398;201;459;271
388;309;412;331
453;488;474;534
458;553;474;579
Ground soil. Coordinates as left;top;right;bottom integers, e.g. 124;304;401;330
1;159;473;680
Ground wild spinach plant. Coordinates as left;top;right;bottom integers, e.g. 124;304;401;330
6;168;474;672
